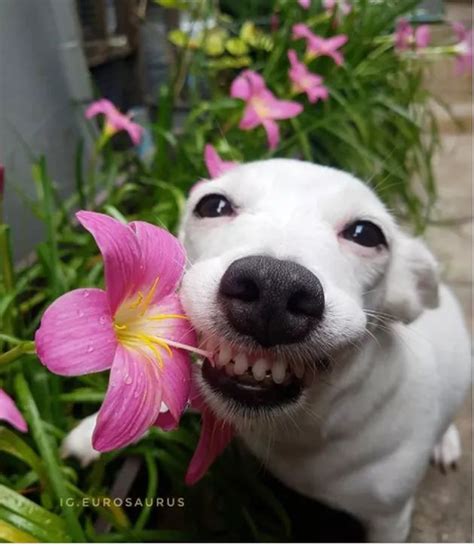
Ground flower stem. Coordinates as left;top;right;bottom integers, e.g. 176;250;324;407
0;342;36;367
0;224;16;338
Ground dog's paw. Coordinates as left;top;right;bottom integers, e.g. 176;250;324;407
431;424;461;473
61;413;101;467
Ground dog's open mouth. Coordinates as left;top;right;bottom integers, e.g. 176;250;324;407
199;341;306;409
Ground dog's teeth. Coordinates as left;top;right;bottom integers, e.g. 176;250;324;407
252;358;268;381
218;343;232;367
225;362;234;376
293;361;304;379
234;353;248;375
272;360;286;384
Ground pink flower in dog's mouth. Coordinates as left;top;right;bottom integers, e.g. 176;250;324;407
36;211;210;452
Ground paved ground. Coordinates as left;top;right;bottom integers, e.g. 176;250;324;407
409;2;472;542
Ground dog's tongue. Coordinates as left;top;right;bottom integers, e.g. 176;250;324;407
185;380;234;485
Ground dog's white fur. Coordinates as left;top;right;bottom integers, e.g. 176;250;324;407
64;160;471;542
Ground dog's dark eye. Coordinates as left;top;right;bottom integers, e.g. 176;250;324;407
194;194;234;218
341;221;387;248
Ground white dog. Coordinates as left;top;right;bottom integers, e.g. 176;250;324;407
64;160;471;542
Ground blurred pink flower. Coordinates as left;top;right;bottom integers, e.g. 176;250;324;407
298;0;311;9
292;23;348;64
185;383;234;485
324;0;351;16
0;389;27;432
204;145;238;178
230;70;303;150
36;211;207;452
452;22;473;74
395;19;431;51
85;99;143;145
288;50;329;103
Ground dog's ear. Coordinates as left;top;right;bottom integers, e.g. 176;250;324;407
382;233;439;324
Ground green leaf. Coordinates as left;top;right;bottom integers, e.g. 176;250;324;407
0;428;49;489
14;374;86;542
0;485;70;542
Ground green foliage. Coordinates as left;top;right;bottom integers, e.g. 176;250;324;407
0;0;444;541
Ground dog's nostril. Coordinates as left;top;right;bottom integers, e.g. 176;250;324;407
221;276;259;302
287;289;320;316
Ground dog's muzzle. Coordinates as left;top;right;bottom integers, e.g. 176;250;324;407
198;256;325;411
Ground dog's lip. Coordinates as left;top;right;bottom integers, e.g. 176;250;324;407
201;358;304;408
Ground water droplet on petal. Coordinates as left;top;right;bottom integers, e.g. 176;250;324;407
83;290;90;298
77;310;84;318
87;345;94;353
124;375;132;385
99;315;107;325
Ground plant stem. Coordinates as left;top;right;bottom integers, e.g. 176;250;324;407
0;342;35;366
14;374;86;542
0;224;16;336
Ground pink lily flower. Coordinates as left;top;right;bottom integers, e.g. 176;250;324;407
323;0;351;16
452;22;473;75
292;23;348;65
35;211;207;452
394;19;430;51
298;0;310;9
85;99;143;145
204;145;238;178
185;383;234;485
230;70;303;150
288;50;329;103
0;389;27;432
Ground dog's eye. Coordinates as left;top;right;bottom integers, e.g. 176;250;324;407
341;221;387;248
194;194;234;218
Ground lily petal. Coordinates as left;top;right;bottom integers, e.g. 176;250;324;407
92;345;163;451
77;211;142;314
262;118;281;150
415;25;431;49
239;104;263;130
0;389;28;432
85;99;118;120
155;410;179;431
185;389;234;485
35;288;116;376
265;98;303;120
144;294;196;422
129;221;186;303
204;145;238;178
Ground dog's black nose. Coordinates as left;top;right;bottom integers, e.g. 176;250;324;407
219;255;324;347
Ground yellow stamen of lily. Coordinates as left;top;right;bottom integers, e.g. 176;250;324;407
112;276;212;367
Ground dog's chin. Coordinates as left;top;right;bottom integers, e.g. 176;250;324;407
195;335;328;423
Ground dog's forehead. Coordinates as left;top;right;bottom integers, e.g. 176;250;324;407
201;159;389;219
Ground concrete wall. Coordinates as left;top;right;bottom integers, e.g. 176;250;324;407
0;0;93;260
